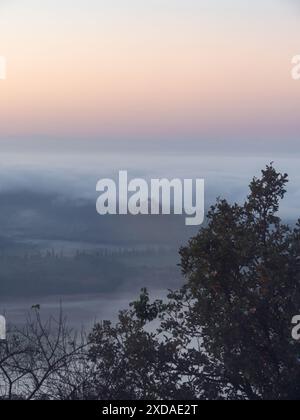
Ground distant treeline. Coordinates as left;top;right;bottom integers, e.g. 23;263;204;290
0;248;180;297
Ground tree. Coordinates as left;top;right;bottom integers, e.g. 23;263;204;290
89;165;300;400
0;309;90;400
88;302;193;400
174;164;300;399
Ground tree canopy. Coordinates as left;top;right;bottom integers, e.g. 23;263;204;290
89;165;300;400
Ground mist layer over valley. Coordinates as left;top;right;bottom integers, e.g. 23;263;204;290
0;151;299;325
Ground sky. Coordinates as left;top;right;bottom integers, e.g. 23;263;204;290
0;0;299;213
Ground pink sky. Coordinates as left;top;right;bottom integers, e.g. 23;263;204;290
0;0;299;148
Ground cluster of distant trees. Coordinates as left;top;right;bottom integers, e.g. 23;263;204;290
0;166;299;400
0;247;178;297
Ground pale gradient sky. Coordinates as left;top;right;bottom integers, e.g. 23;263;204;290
0;0;299;152
0;0;300;214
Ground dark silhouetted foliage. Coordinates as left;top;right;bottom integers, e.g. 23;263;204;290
89;165;300;400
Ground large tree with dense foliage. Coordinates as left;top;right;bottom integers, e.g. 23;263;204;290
174;164;300;399
89;165;300;400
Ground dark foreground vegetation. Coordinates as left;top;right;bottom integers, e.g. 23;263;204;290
0;165;299;400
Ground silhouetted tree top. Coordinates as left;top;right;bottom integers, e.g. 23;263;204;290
90;165;300;400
